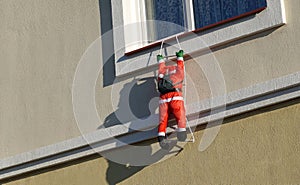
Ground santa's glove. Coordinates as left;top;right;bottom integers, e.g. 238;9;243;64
176;50;184;58
157;54;164;63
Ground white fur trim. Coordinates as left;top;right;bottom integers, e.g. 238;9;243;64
159;59;165;63
158;132;166;137
177;57;183;61
159;96;184;104
169;69;176;74
177;128;186;132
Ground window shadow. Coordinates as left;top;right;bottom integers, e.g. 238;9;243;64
99;0;115;87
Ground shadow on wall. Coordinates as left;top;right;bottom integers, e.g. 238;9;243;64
99;0;115;87
100;77;158;128
98;77;156;185
98;78;149;185
99;77;183;185
105;161;145;185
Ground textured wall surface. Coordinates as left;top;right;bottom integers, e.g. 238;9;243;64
214;0;300;91
0;0;100;158
0;0;300;176
2;99;300;185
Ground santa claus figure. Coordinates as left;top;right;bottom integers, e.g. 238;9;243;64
157;50;187;149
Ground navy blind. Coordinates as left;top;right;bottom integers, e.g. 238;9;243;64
152;0;185;40
193;0;267;29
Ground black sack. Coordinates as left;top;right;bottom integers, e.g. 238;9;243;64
158;75;182;94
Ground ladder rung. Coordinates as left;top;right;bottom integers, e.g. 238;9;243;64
163;55;176;58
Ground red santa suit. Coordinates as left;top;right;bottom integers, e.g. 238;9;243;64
157;56;186;137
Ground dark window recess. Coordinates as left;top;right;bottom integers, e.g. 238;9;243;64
193;0;267;29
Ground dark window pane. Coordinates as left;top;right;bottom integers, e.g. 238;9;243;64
193;0;267;29
149;0;185;40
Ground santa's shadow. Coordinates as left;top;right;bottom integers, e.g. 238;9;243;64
98;77;182;185
100;77;158;128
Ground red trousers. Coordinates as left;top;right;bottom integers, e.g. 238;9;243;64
158;91;186;136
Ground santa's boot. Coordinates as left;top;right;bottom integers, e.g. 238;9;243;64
177;130;187;141
158;136;170;150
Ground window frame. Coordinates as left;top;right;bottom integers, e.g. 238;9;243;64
121;0;195;53
111;0;286;77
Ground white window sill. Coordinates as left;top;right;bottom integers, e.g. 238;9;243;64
111;0;286;77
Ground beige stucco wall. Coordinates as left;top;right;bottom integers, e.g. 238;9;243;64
214;0;300;91
1;0;300;169
0;0;100;158
3;99;299;185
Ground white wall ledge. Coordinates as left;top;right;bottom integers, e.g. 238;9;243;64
1;71;300;180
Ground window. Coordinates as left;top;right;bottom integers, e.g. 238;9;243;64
122;0;267;53
122;0;188;52
111;0;286;76
145;0;187;41
193;0;267;29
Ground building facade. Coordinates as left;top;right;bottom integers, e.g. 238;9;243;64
0;0;299;184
